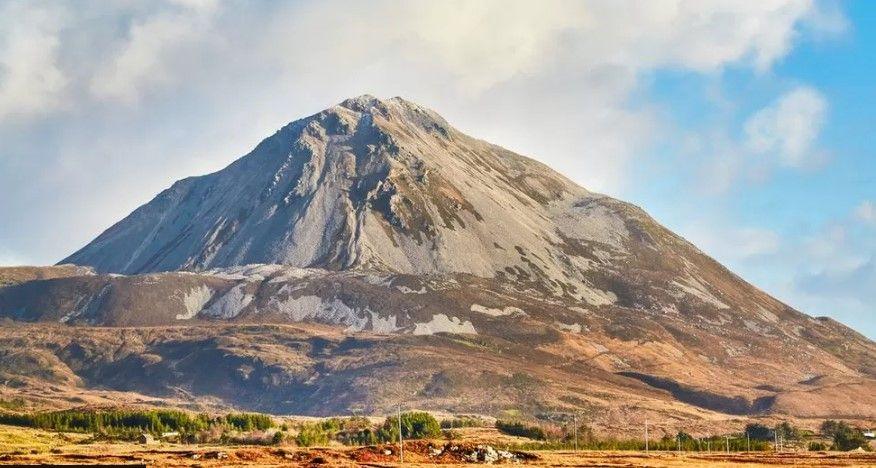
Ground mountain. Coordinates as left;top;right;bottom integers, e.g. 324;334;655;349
63;95;623;293
1;95;874;429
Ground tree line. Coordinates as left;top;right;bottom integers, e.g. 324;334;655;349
0;409;273;437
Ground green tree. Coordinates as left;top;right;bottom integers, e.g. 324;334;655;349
381;412;441;441
831;422;868;451
744;423;773;441
774;421;800;441
820;420;842;439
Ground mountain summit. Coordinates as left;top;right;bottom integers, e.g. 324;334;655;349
64;95;600;285
1;96;873;422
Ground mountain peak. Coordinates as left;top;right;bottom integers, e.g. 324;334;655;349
61;95;599;282
337;94;383;111
327;95;450;136
337;94;419;109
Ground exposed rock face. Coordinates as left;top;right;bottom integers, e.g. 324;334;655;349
62;96;632;299
1;95;874;423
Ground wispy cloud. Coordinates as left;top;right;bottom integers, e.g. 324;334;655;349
0;2;67;121
686;201;876;336
744;86;828;168
89;2;218;104
690;85;830;195
854;200;876;225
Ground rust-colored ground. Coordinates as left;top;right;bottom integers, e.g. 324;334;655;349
2;445;875;467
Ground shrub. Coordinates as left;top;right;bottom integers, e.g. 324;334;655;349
440;415;487;429
0;398;26;411
294;417;378;447
495;420;547;440
296;423;330;447
808;441;828;451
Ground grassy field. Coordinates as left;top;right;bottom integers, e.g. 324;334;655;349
1;424;874;466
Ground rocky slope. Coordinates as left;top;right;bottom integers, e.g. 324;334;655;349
1;95;874;423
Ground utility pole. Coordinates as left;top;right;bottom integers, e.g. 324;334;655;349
774;431;778;453
644;421;649;453
725;436;729;453
747;433;750;452
397;404;403;464
572;413;578;451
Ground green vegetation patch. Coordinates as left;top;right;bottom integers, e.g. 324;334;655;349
0;409;273;439
495;420;547;440
294;412;441;447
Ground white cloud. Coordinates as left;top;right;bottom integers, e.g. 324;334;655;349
0;0;844;266
0;2;67;120
854;200;875;225
89;3;217;103
797;257;876;301
687;224;781;262
690;84;830;195
744;85;828;168
679;203;875;337
768;205;875;335
800;0;850;38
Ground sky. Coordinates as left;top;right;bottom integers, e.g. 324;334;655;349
0;0;873;338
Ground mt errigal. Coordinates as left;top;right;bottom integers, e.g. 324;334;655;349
1;96;873;424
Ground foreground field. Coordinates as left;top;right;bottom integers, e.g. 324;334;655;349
1;424;874;467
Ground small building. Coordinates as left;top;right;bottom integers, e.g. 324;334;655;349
864;430;875;439
161;431;181;442
138;433;156;445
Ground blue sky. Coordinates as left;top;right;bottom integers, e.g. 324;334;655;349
625;2;875;337
0;1;873;337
